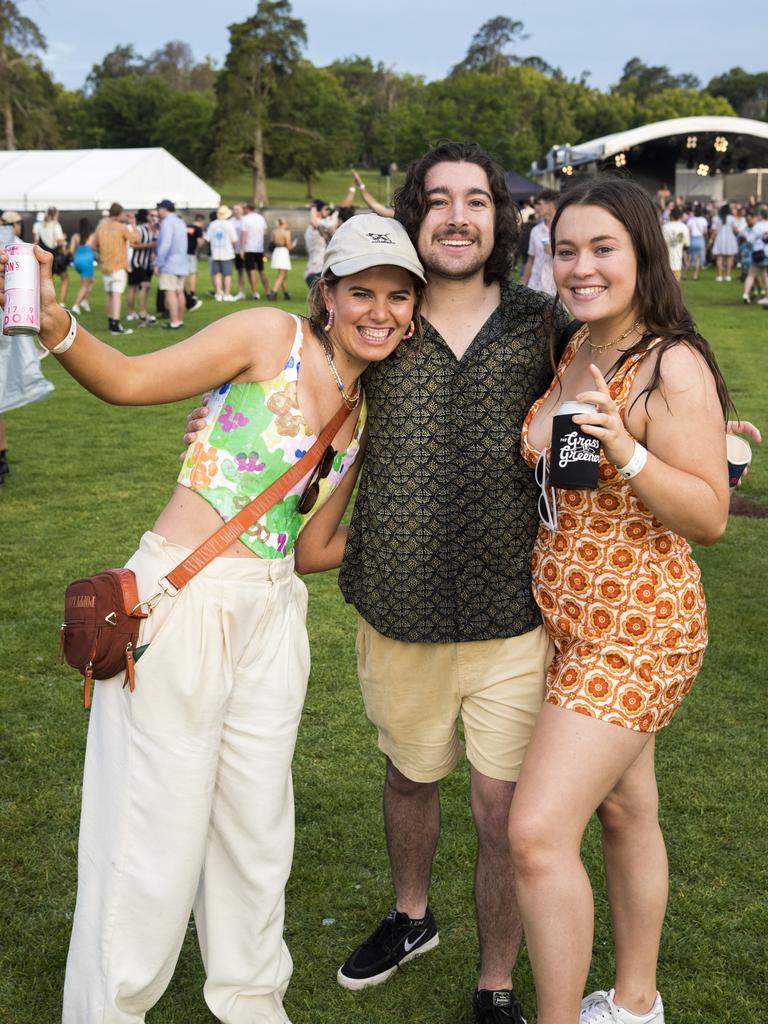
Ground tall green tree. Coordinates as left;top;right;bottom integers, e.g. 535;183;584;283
85;76;173;148
86;41;217;94
143;41;217;92
327;56;418;166
79;75;217;171
269;61;359;195
213;0;306;205
636;88;734;125
451;16;529;76
614;57;700;102
0;0;46;149
156;90;217;175
85;44;143;93
707;67;768;120
9;55;63;147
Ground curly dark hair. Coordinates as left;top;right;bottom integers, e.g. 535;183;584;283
549;175;733;419
393;141;520;285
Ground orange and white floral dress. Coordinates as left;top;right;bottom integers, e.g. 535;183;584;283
521;327;708;732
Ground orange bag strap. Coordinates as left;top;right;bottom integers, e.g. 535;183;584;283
140;402;354;606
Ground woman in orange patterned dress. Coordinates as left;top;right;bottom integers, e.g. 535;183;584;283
508;178;733;1024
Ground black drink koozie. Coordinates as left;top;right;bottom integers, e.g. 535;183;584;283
549;401;600;489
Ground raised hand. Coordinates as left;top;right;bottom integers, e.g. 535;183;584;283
574;363;635;468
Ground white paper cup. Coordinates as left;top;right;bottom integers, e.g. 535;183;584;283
726;434;752;491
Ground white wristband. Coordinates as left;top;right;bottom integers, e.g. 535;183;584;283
359;182;366;190
49;310;78;355
617;441;648;480
348;185;356;192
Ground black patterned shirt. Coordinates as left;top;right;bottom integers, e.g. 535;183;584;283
339;280;568;643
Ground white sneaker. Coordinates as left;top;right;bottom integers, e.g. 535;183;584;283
757;297;768;307
125;313;139;321
232;291;245;300
71;304;81;315
715;276;723;282
581;988;664;1024
222;293;236;302
215;294;223;302
81;299;91;312
724;275;732;281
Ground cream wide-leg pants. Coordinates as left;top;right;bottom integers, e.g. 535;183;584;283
62;531;311;1024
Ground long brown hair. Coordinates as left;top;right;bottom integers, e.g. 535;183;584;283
550;176;733;419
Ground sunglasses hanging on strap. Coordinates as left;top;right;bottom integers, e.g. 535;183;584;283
59;401;357;709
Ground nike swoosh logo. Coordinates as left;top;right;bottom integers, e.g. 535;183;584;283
403;930;427;953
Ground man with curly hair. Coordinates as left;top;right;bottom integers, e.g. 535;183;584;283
186;141;565;1023
334;141;568;1024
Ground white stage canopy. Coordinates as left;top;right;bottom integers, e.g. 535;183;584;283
541;116;768;172
0;148;220;212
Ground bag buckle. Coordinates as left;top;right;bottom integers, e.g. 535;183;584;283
130;576;179;615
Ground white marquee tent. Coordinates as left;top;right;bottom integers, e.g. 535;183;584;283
0;148;220;212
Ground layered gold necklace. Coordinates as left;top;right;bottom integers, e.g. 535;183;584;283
588;320;643;353
324;346;361;408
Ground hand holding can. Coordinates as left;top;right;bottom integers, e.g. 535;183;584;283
2;242;40;336
549;401;601;489
1;243;61;342
573;364;637;471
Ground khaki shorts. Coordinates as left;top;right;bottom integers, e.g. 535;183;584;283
102;268;127;294
158;272;185;290
356;617;552;783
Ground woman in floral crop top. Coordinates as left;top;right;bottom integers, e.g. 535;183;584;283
0;215;425;1024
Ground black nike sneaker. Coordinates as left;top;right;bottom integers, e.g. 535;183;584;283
472;989;528;1024
337;907;439;990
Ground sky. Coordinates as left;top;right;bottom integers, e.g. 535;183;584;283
30;0;764;94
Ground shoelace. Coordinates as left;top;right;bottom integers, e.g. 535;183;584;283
579;992;615;1023
362;913;422;976
363;914;412;956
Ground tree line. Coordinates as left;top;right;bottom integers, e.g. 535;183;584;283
2;0;767;204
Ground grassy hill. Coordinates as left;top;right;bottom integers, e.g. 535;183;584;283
215;169;403;208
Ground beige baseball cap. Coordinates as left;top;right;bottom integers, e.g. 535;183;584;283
322;214;425;283
1;210;22;224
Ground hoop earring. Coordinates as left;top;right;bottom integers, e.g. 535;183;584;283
324;308;335;331
402;320;415;341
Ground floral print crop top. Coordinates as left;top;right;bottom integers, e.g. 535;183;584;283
178;314;366;559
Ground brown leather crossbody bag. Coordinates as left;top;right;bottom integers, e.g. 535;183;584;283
59;403;353;708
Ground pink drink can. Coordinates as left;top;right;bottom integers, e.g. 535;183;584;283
2;241;41;336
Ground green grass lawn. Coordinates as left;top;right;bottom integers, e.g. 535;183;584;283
1;265;766;1023
216;169;402;209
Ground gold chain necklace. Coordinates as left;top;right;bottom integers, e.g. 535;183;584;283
588;320;642;353
324;347;361;407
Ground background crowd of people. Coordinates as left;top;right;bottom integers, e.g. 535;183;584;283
512;191;768;308
2;182;765;341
